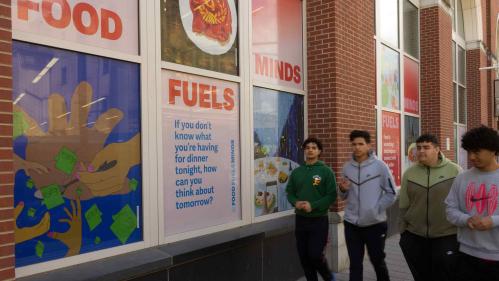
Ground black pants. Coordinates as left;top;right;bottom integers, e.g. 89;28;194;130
399;231;459;281
344;221;390;281
455;252;499;281
295;215;333;281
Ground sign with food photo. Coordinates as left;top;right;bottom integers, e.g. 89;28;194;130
161;0;238;75
253;87;304;217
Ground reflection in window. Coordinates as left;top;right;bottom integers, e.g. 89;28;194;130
403;0;419;59
253;87;304;217
379;0;399;47
458;46;466;85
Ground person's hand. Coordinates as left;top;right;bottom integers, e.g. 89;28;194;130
474;216;494;231
14;202;51;243
78;134;140;197
467;215;480;229
48;197;82;257
14;82;124;200
295;201;305;210
302;201;312;213
338;177;350;192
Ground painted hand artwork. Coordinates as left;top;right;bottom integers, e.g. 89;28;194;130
13;41;142;267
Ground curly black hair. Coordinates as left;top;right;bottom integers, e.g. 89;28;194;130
349;130;371;144
302;137;323;151
461;125;499;154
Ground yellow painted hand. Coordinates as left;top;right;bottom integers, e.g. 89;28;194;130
48;198;82;257
78;134;141;197
14;202;51;244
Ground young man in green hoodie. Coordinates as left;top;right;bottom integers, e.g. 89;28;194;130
286;137;337;281
399;134;462;281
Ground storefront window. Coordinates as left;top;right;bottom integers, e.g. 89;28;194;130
252;0;303;90
404;57;419;114
382;111;401;186
379;0;399;47
12;0;139;55
404;116;419;169
13;41;142;267
253;87;304;217
161;70;241;236
160;0;239;75
381;45;400;110
403;0;419;59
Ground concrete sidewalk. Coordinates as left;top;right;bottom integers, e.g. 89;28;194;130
298;234;414;281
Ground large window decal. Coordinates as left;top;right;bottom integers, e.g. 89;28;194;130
13;42;142;267
252;0;303;90
162;70;240;236
253;87;304;216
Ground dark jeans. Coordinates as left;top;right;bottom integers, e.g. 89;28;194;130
295;215;333;281
344;221;390;281
455;252;499;281
399;231;459;281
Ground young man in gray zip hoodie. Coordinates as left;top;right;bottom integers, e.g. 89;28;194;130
338;130;397;281
445;126;499;281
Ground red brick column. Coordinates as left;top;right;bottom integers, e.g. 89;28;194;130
466;49;489;129
420;6;454;160
307;0;376;211
0;1;14;280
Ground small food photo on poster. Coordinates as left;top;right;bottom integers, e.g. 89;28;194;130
253;87;304;217
161;0;238;75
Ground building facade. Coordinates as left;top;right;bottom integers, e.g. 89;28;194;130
0;0;498;280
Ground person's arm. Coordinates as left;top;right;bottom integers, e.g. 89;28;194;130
378;162;397;212
286;172;298;207
310;168;337;210
399;172;410;232
445;177;471;227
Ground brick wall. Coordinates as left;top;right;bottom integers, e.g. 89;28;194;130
466;49;490;129
0;1;13;281
307;0;376;211
420;6;455;160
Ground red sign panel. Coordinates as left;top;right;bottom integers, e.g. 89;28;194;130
404;57;419;114
382;111;401;186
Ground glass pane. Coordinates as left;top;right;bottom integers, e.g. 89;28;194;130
403;0;419;58
253;87;304;217
160;0;239;75
456;0;465;38
13;41;143;267
404;116;420;169
459;86;466;124
404;57;419;114
452;42;456;81
381;45;400;110
161;70;241;236
379;0;399;47
252;0;304;90
458;46;466;85
453;83;458;122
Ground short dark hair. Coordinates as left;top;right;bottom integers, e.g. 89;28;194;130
461;125;499;154
349;130;371;143
416;134;439;146
302;137;323;151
